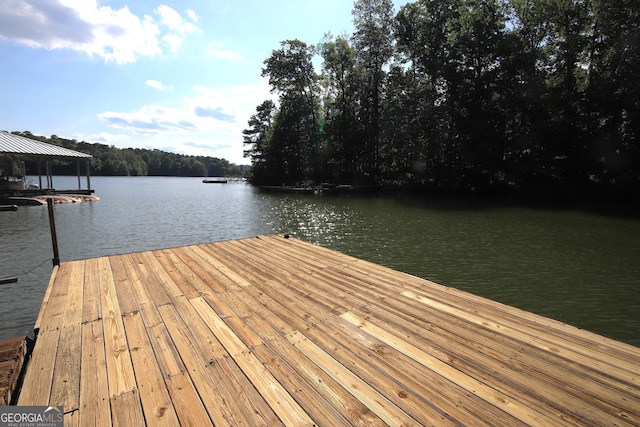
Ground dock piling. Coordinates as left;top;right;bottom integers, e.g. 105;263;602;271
46;199;60;267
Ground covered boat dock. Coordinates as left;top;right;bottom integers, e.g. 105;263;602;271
0;131;93;204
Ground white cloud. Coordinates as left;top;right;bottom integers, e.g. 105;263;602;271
146;79;172;90
206;42;242;61
0;1;199;63
96;81;273;162
186;9;199;23
72;131;131;144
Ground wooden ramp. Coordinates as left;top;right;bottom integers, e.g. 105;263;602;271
17;235;640;426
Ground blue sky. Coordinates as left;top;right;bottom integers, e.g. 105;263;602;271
0;1;406;165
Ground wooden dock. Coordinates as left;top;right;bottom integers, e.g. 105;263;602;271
17;235;640;426
0;336;27;405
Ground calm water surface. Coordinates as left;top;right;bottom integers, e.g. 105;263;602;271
1;176;639;346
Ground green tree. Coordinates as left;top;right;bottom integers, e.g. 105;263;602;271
261;40;321;183
319;34;360;183
352;0;395;182
585;0;640;192
243;100;277;183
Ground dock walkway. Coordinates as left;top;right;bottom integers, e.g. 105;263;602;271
17;235;640;426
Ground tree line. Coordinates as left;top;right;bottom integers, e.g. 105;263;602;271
13;131;249;177
243;0;639;201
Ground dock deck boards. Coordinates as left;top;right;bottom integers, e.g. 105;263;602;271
17;235;640;426
0;336;27;405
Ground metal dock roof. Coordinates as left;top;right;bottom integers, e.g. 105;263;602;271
0;131;92;159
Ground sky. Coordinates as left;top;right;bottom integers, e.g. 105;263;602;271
0;0;407;165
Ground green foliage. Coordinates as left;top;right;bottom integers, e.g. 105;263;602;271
245;0;640;201
256;40;322;184
13;132;249;177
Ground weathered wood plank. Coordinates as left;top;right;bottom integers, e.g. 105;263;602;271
157;303;270;426
34;265;59;332
350;302;633;426
145;322;185;378
0;336;26;406
254;335;386;426
341;310;574;426
153;249;203;299
110;389;145;427
175;246;240;292
79;321;111;427
122;311;180;426
190;296;316;426
99;256;136;398
401;290;640;389
286;330;420;426
50;261;85;412
82;258;102;323
17;327;59;405
164;372;214;427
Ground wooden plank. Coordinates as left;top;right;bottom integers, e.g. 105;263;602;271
190;296;316;426
309;310;513;426
109;255;140;316
176;246;240;292
35;262;74;333
79;321;112;427
0;336;26;405
110;389;145;427
82;258;102;323
50;323;82;410
253;335;387;426
18;264;76;405
256;241;633;419
34;265;59;332
351;300;640;425
157;303;259;426
202;291;265;348
145;323;186;378
122;312;180;426
119;254;164;330
190;244;254;288
286;330;420;426
164;373;214;427
50;260;85;411
17;327;58;405
152;249;202;299
340;310;571;426
130;252;174;306
20;235;640;427
97;256;136;398
401;290;640;387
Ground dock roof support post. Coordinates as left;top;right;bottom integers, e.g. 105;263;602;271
86;159;91;191
76;160;81;190
45;161;52;189
37;160;43;190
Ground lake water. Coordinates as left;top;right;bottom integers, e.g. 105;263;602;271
1;176;639;346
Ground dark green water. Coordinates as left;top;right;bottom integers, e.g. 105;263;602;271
266;194;640;346
1;177;639;346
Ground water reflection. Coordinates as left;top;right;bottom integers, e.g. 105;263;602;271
1;177;639;346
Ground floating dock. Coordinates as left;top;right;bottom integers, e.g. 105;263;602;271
16;235;640;426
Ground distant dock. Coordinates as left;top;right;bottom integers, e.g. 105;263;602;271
16;235;640;425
